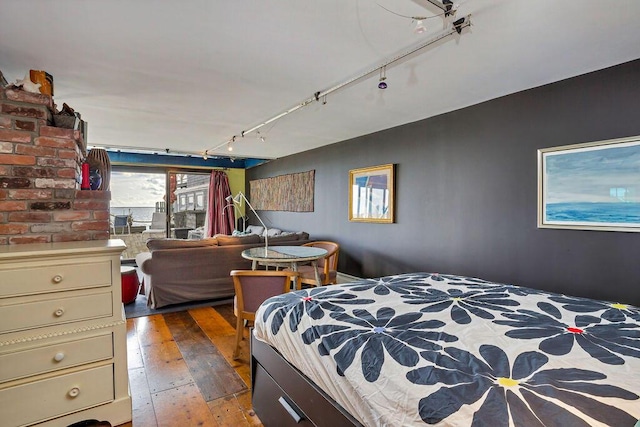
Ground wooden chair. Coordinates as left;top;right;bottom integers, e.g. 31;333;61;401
230;270;299;359
291;241;339;287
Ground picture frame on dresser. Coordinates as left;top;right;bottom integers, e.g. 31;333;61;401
538;135;640;233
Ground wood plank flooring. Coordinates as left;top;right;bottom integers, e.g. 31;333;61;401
119;303;263;427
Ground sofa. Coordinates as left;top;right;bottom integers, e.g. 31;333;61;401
135;227;310;309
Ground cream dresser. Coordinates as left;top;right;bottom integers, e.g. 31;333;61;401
0;240;132;427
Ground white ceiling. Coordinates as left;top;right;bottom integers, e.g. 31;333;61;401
1;1;640;161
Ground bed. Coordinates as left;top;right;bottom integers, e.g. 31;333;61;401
251;272;640;426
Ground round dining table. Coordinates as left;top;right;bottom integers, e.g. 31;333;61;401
241;245;328;288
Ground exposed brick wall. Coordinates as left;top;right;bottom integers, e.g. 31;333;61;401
0;86;110;244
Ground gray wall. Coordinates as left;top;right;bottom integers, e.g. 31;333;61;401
247;59;640;306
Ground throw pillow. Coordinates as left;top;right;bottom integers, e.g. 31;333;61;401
245;225;264;235
265;228;282;237
215;234;262;246
147;237;218;251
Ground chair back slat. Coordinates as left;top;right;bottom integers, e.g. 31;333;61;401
230;269;298;359
238;276;288;312
114;215;128;226
231;270;298;314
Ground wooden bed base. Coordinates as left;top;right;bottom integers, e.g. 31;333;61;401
251;334;362;426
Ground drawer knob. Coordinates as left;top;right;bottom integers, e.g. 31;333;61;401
54;352;65;362
68;387;80;398
54;308;65;317
52;274;63;284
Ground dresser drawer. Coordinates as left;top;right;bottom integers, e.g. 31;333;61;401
0;260;112;298
0;333;113;383
0;364;114;427
0;292;113;334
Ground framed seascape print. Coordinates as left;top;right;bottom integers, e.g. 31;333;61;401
538;135;640;232
349;163;395;223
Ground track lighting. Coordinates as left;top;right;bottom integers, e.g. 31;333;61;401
256;131;266;143
203;150;208;160
378;66;387;90
414;19;427;34
453;16;466;34
443;0;455;17
201;12;470;155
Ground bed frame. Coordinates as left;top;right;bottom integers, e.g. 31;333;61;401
251;334;362;426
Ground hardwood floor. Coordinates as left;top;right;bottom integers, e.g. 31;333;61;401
118;303;263;427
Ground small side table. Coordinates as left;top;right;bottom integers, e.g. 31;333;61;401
121;266;140;304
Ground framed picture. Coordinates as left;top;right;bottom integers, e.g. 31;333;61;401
349;164;395;223
538;135;640;232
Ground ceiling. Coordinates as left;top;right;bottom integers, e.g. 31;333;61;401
1;1;640;161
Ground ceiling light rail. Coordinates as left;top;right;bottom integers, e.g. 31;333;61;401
205;14;470;156
88;144;193;156
377;0;456;21
426;0;456;17
89;143;226;160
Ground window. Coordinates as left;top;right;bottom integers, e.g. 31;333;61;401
196;192;205;210
109;167;213;261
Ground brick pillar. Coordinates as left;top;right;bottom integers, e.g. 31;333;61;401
0;85;110;244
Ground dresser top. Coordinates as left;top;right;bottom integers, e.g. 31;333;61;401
0;239;127;260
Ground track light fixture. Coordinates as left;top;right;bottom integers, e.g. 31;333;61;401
453;16;466;34
378;66;388;89
203;150;208;160
442;0;455;17
414;19;427;34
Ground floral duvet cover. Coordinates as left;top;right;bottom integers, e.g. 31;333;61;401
253;273;640;427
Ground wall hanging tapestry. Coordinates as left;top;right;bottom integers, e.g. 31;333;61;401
250;170;314;212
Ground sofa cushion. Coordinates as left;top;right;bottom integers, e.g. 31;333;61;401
147;237;218;251
265;228;282;237
215;233;262;246
245;225;264;235
267;233;300;243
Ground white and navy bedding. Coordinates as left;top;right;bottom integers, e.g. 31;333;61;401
253;273;640;426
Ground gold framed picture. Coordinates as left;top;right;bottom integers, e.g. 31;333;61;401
349;164;395;223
